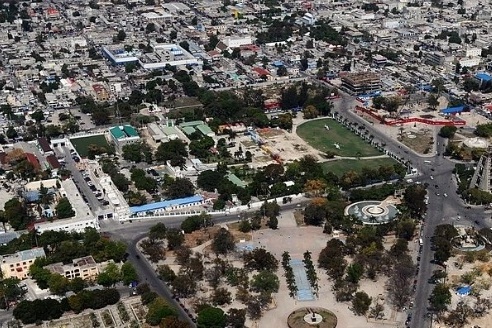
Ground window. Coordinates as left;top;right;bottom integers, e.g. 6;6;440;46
9;264;13;268
22;262;26;265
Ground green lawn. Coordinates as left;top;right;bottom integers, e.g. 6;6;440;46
297;119;381;157
321;158;398;176
70;134;111;157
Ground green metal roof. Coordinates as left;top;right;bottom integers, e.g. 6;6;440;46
226;173;247;188
110;127;126;139
179;120;204;128
123;125;139;137
162;126;177;136
181;126;196;135
196;124;214;136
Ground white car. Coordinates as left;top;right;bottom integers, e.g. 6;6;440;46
443;193;448;197
430;176;434;180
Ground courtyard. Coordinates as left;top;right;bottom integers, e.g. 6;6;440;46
70;134;112;157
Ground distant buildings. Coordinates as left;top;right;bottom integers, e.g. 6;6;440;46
0;248;46;280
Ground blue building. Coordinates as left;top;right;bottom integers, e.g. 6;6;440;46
130;195;204;215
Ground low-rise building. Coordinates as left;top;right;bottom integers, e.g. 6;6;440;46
129;195;204;216
109;125;140;151
45;256;99;280
35;216;100;234
0;248;46;280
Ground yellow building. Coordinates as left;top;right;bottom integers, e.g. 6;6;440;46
0;248;46;280
44;256;99;280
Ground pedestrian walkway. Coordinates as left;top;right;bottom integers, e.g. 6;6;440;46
290;259;315;301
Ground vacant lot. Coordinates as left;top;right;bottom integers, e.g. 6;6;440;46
297;119;381;157
70;134;111;157
321;157;397;176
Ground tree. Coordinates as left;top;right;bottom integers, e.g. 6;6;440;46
259;201;280;218
238;219;252;233
14;299;63;324
155;140;187;162
387;255;414;310
369;303;385;320
197;170;225;192
149;223;167;241
212;228;235;255
4;197;30;230
212;287;232;306
121;262;138;285
116;30;126;41
48;273;70;295
267;216;278;229
244;248;278;271
319;239;346;280
346;263;364;284
171;274;196;298
146;297;176;326
403;185;427;217
55;197;75;219
197;307;227;328
181;213;212;233
251;270;280;294
427;94;440;110
429;283;451;314
352;291;371;315
303;105;319;119
165;228;184;250
157;265;177;283
160;317;190;328
227;308;246;328
304;199;328;226
97;262;121;287
31;110;45;123
439;126;457;138
445;301;473;328
165;178;195;199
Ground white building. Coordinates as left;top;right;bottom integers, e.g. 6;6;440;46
222;36;252;48
465;47;482;58
35;217;99;234
459;57;481;67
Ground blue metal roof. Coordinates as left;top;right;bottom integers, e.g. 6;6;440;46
130;195;203;214
456;286;471;295
475;73;492;82
441;106;465;114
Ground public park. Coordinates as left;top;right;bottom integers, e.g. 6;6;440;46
296;118;382;157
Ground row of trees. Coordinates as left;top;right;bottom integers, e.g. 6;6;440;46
13;288;120;324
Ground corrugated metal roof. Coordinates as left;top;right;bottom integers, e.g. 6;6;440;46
130;195;203;214
123;125;139;137
110;127;126;139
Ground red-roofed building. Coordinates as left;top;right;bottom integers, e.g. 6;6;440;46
92;84;110;101
45;7;60;19
46;155;61;170
252;67;272;81
25;153;40;170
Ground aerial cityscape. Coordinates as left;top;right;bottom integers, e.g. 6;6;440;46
2;0;492;327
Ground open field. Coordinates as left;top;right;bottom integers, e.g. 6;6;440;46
297;119;382;157
70;134;111;157
321;157;397;176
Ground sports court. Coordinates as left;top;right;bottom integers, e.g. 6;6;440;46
289;259;315;301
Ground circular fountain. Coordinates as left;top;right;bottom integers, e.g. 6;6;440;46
345;200;399;225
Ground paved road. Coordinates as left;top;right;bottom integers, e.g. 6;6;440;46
327;87;488;328
56;146;102;213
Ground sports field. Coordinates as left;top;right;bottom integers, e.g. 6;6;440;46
296;119;381;157
321;158;398;176
70;134;111;157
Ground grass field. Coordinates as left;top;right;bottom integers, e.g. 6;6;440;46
321;157;398;176
70;134;111;157
297;119;381;157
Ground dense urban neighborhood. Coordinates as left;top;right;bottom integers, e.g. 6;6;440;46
3;0;492;328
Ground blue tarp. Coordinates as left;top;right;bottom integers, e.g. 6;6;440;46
441;106;465;114
475;73;492;82
272;60;284;67
457;286;471;296
130;195;203;214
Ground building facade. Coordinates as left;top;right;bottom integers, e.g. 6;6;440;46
0;248;46;280
341;72;381;95
45;256;99;280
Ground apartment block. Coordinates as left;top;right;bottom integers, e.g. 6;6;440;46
44;256;99;280
0;248;46;280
